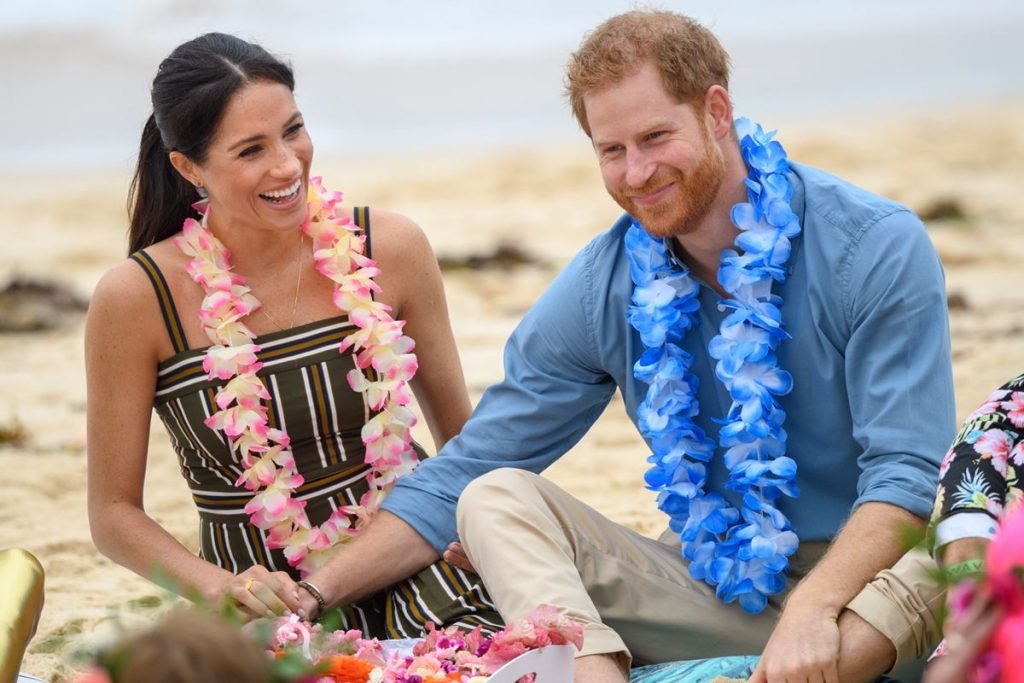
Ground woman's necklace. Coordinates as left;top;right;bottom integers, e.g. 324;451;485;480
255;233;305;331
176;178;420;576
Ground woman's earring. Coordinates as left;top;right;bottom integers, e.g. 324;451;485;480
196;185;208;199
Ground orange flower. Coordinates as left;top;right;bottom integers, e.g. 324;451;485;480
323;654;375;683
421;673;462;683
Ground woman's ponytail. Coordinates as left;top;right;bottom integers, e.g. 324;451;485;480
127;114;195;255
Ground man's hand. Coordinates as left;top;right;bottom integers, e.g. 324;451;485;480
748;603;840;683
745;503;927;682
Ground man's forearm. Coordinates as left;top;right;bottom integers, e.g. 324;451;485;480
786;501;925;615
750;502;925;682
307;511;440;608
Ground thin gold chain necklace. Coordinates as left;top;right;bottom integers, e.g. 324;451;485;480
255;233;305;331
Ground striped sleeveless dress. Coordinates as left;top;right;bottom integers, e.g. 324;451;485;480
130;207;501;637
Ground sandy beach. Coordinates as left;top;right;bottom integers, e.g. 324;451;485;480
3;101;1024;680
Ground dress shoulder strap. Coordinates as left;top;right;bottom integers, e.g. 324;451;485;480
128;209;369;355
352;206;372;259
129;250;189;355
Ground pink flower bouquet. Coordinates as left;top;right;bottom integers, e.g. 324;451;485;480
71;605;582;683
262;604;584;683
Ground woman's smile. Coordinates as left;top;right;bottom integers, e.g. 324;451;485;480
258;177;304;209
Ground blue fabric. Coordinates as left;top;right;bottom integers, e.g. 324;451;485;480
631;656;758;682
629;659;903;683
383;161;955;553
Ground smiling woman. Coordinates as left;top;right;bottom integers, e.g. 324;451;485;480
167;82;313;242
85;32;501;639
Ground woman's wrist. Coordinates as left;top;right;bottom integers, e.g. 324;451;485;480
939;538;988;569
945;559;985;582
296;579;327;615
184;565;235;607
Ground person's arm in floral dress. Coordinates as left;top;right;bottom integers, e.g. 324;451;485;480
932;372;1024;563
927;372;1024;666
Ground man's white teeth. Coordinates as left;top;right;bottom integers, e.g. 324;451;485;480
261;179;301;199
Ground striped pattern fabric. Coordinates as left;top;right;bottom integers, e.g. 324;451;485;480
128;208;501;638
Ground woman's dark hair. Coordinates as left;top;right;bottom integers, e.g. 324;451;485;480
127;33;294;254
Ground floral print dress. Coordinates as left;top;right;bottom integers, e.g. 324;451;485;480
931;372;1024;548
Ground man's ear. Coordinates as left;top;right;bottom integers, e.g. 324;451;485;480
168;150;202;188
703;85;734;140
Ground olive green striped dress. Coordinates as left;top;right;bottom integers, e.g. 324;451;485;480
130;207;501;637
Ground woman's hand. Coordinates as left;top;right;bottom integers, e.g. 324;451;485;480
216;566;306;620
924;586;1001;683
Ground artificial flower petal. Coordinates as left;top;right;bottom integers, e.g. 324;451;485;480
625;117;801;613
177;177;419;578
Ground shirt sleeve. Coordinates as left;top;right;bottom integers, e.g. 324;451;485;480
381;240;617;551
843;209;956;519
930;375;1024;548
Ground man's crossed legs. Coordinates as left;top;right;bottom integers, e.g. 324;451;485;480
456;469;942;682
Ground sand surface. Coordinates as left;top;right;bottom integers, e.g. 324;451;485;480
2;104;1023;680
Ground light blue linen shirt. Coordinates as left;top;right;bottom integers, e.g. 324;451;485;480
383;162;956;552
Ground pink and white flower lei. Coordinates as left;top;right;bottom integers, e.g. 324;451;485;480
175;177;420;576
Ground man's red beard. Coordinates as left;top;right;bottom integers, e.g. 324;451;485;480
609;136;726;238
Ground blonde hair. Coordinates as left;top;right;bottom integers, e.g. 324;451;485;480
565;10;731;136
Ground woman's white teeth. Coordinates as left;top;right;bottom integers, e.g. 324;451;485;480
260;179;301;200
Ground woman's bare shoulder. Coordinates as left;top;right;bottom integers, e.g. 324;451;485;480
91;257;156;316
359;207;435;267
346;206;441;316
88;241;185;354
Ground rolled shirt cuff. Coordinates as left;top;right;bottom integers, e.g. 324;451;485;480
933;511;998;549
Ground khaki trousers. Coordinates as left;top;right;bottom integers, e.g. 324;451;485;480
456;469;942;673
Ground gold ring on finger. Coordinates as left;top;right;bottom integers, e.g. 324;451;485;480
244;579;255;592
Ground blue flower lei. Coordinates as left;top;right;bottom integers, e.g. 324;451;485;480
626;118;802;613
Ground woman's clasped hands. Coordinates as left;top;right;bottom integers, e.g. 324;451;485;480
216;566;309;621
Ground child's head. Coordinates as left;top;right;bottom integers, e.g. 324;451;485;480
103;609;273;683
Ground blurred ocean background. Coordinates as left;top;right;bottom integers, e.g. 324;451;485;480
2;0;1023;173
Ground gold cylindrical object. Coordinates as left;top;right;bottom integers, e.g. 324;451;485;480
0;549;45;683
